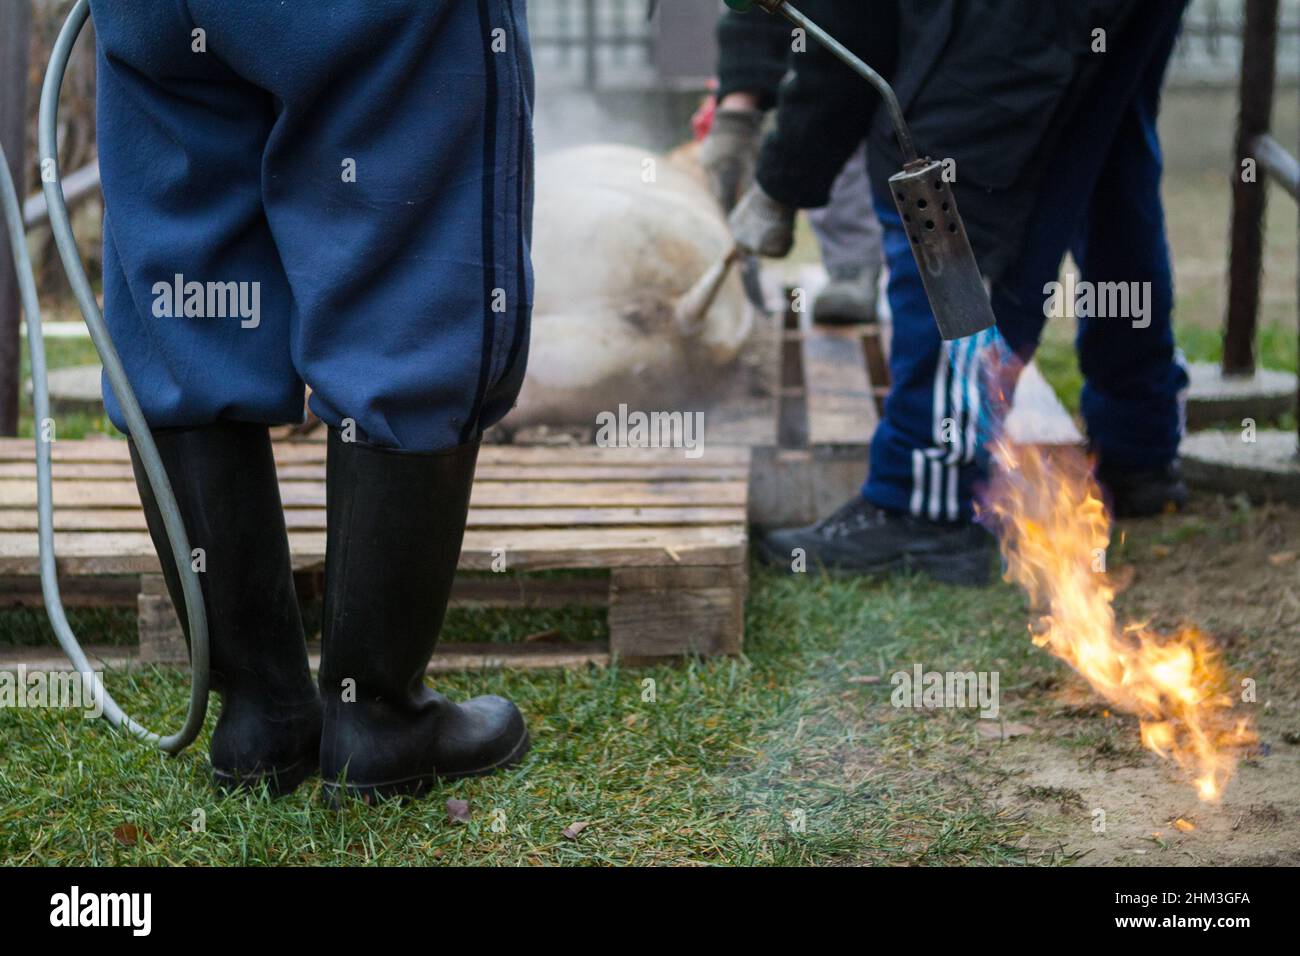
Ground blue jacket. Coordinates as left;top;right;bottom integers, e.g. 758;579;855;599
754;0;1182;282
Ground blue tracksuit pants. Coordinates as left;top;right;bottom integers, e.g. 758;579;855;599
91;0;534;452
864;1;1189;522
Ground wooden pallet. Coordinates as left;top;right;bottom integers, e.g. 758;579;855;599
739;268;1081;526
677;279;887;530
757;288;889;528
0;439;749;670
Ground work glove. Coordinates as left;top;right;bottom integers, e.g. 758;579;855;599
699;108;764;212
729;181;796;258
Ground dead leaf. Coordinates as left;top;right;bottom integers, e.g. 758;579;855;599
446;799;471;824
562;821;588;840
1151;544;1172;559
848;675;881;685
1105;564;1136;594
978;721;1033;740
112;824;140;846
1268;551;1297;567
1173;818;1195;832
522;628;563;644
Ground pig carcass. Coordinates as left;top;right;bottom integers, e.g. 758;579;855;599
502;143;764;430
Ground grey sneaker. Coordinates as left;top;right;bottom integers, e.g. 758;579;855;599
813;264;881;326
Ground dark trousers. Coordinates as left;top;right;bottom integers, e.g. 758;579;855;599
864;1;1189;521
92;0;534;451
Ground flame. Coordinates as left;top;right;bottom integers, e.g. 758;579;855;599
976;346;1255;801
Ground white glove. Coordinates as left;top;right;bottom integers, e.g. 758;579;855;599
698;108;764;212
728;182;796;258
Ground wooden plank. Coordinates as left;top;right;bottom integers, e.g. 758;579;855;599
0;460;749;482
449;575;609;609
775;313;810;463
862;328;891;416
0;431;749;665
800;324;877;448
0;640;611;675
609;564;745;659
0;526;747;575
0;573;140;607
0;439;751;468
0;0;28;436
608;565;743;589
0;644;146;672
424;641;609;673
6;572;612;613
0;478;749;509
0;505;747;533
137;573;187;664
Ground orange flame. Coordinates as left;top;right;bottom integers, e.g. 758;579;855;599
978;354;1254;801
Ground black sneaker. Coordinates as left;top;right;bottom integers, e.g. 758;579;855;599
756;496;994;586
1096;459;1188;518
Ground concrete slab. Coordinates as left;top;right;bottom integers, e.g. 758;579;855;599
1006;362;1084;446
25;364;103;416
1181;428;1300;502
1184;361;1296;429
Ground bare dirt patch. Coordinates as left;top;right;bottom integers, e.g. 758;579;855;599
988;493;1300;865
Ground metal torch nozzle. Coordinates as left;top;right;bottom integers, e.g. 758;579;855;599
888;159;998;341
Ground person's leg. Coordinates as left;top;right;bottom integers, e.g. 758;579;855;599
757;194;995;585
197;0;534;800
93;6;302;430
758;2;1192;580
207;0;532;452
1072;23;1189;516
863;198;992;522
808;143;884;325
91;0;319;793
947;0;1192;507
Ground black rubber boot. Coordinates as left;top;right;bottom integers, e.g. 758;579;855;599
1097;459;1189;518
129;422;322;796
318;430;530;804
756;496;994;586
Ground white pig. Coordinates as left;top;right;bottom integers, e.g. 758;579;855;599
504;143;757;428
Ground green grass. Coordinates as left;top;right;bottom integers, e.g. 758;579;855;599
1176;321;1298;374
0;566;1053;866
0;607;137;648
5;138;1286;865
1033;319;1297;422
18;331;119;440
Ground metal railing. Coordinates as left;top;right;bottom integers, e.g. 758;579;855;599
528;0;657;89
1171;0;1300;85
1223;0;1300;444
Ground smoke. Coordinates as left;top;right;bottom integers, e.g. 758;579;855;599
532;87;705;157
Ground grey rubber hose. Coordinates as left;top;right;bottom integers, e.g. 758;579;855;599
0;0;209;753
